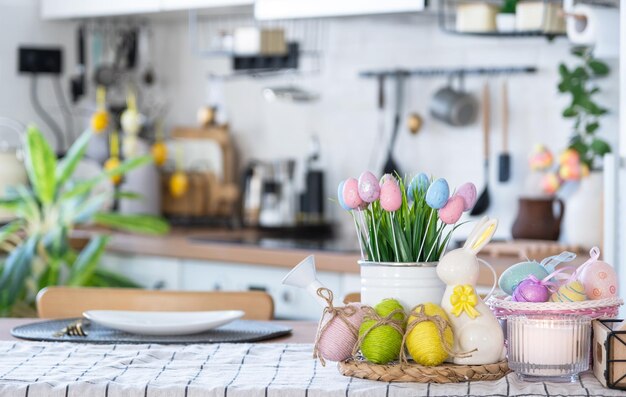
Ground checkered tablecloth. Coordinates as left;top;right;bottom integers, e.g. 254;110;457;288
0;341;622;397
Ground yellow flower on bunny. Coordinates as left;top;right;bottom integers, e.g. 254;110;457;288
436;216;505;365
450;285;480;319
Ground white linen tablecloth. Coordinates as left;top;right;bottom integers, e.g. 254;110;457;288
0;341;622;397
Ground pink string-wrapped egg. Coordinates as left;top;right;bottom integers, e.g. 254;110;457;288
342;178;364;209
380;179;402;212
438;195;464;224
317;303;365;362
358;171;380;203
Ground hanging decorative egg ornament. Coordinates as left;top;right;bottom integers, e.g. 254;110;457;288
169;171;189;198
498;261;550;296
549;280;587;302
104;157;122;185
438;195;464;225
121;108;142;135
380;180;402;212
91;111;109;133
579;260;618;300
151;141;168;166
358;171;380;203
455;183;478;211
337;181;351;211
512;278;551;302
425;178;450;209
342;178;364;209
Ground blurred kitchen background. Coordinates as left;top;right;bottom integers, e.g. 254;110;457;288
0;0;623;319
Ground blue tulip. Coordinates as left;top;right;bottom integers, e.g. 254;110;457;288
337;181;351;211
425;178;450;209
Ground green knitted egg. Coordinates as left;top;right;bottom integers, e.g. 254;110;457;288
358;299;406;364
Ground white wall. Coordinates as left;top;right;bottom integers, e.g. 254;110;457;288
0;0;76;151
153;14;619;239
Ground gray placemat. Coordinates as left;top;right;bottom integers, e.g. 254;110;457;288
11;318;292;344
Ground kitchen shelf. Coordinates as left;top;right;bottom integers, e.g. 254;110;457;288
359;66;538;79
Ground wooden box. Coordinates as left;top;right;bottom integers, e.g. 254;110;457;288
593;319;626;389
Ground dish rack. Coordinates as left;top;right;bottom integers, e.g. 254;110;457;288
487;295;623;319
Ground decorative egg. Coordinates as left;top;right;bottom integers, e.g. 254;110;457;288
579;260;618;300
380;180;402;212
379;173;396;187
512;278;550;302
337;181;351;211
425;178;449;209
438;195;464;225
407;173;430;201
317;303;365;363
342;178;364;209
121;109;142;135
550;280;587;302
498;261;550;296
455;183;477;211
358;171;380;203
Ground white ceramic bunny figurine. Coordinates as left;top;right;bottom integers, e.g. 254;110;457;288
436;216;505;365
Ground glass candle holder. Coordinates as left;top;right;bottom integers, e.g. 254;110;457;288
507;314;591;383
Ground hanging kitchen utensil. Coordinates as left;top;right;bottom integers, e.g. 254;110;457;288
139;25;155;86
470;82;491;216
70;25;86;103
382;72;404;176
368;74;386;170
430;73;478;127
498;80;511;182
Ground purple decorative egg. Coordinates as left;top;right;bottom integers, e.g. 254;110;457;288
342;178;364;209
512;278;550;302
380;180;402;212
438;195;464;225
337;181;351;211
358;171;380;203
425;178;450;209
455;183;478;212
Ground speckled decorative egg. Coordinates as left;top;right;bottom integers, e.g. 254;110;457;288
407;173;430;201
438;195;464;225
455;183;477;212
498;261;550;296
425;178;449;209
337;181;351;211
579;260;618;300
550;280;587;302
342;178;364;209
512;278;550;302
379;173;396;186
358;171;380;203
380;180;402;212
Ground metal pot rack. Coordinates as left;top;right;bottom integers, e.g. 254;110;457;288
359;66;537;79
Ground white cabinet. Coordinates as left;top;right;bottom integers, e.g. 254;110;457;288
41;0;161;19
160;0;252;12
100;254;183;290
255;0;425;20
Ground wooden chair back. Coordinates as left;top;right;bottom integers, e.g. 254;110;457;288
343;292;360;304
37;287;274;320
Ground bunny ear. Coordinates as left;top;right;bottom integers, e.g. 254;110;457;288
464;217;498;254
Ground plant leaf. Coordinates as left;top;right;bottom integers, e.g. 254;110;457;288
55;130;92;188
562;107;578;118
68;236;110;286
0;236;37;310
585;122;599;134
591;138;611;156
93;212;170;235
24;125;57;205
0;220;23;246
588;60;609;76
90;267;140;288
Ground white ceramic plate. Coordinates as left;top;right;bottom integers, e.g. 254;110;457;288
82;310;245;336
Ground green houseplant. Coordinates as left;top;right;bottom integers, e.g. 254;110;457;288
0;125;169;316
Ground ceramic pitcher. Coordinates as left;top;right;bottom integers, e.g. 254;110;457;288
511;197;564;241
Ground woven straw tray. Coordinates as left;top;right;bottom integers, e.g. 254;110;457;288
338;358;510;383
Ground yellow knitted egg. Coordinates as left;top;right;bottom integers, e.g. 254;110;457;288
549;280;587;302
405;303;454;367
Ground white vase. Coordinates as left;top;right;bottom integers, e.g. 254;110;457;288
562;172;603;248
359;261;446;312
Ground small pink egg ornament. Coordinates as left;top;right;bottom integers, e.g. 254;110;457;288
342;178;364;209
379;173;395;186
455;182;478;211
358;171;380;203
512;278;551;302
438;195;464;224
579;260;618;300
380;179;402;212
317;303;365;363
